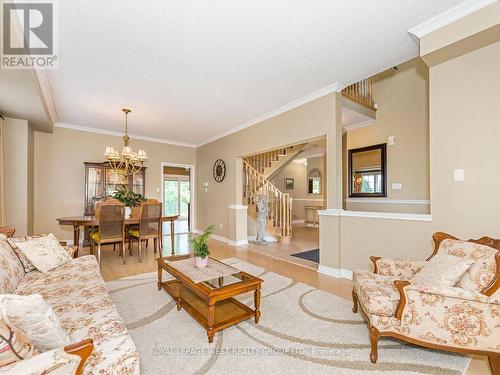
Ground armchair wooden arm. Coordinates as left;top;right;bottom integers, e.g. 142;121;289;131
64;339;93;375
0;226;15;238
393;280;411;320
370;256;381;273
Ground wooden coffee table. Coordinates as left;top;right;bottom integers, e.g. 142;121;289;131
157;254;263;343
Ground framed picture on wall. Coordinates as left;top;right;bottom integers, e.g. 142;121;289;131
285;178;294;190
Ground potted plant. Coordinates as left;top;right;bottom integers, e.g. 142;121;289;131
112;185;146;218
189;225;214;268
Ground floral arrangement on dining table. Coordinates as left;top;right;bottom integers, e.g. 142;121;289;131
111;185;146;217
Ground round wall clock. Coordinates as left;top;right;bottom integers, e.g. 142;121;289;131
213;159;226;182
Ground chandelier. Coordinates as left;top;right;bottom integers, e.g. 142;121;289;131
104;108;147;176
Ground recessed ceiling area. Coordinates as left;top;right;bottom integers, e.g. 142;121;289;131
46;0;464;146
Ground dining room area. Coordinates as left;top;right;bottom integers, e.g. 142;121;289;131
55;155;183;278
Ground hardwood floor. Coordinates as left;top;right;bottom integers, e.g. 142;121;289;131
243;223;319;270
87;234;489;375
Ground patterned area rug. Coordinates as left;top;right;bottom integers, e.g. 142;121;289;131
106;258;470;375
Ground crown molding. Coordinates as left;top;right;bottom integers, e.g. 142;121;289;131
408;0;497;39
55;81;347;149
343;119;375;132
54;122;197;148
195;81;346;147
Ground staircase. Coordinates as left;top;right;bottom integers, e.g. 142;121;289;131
243;159;293;243
243;144;305;180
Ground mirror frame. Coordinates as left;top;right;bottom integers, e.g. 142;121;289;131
348;143;387;198
308;168;321;194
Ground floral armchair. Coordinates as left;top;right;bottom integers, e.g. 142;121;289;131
352;232;500;375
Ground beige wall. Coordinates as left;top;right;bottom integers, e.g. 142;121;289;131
3;118;33;236
196;93;342;240
321;39;500;273
34;127;196;240
429;40;500;237
345;58;430;214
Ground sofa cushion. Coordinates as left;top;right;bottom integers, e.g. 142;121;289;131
0;319;38;367
438;239;497;292
0;294;70;351
0;235;24;294
15;256;139;374
353;270;400;317
6;234;46;273
412;253;474;287
15;234;72;274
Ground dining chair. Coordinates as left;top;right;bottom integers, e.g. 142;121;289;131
128;199;161;262
90;198;126;265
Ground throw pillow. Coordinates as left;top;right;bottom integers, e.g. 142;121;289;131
15;234;72;273
438;239;498;292
0;236;25;294
0;319;38;366
412;252;474;287
7;234;47;273
0;294;70;352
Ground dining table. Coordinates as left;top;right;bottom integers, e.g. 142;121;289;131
56;215;180;257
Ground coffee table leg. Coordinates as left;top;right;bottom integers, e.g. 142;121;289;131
254;288;261;324
157;265;162;291
177;283;182;311
207;301;215;343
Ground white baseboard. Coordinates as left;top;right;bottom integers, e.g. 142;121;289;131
305;223;319;228
227;239;248;246
195;229;248;247
318;264;353;280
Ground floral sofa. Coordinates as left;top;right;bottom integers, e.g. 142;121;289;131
352;232;500;375
0;228;139;374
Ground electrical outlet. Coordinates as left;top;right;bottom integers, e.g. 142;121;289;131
454;169;464;182
391;183;402;190
219;223;223;229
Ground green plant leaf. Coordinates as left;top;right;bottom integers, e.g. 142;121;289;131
190;225;214;257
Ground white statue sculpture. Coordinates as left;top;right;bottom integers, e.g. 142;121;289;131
254;195;269;244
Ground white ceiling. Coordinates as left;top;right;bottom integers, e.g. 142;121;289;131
49;0;464;146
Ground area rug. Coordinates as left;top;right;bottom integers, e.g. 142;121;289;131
106;258;470;375
291;248;319;263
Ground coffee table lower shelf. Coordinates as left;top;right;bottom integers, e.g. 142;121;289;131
161;279;257;343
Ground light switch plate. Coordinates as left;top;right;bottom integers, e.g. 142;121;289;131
388;136;396;146
391;183;402;190
454;169;464;181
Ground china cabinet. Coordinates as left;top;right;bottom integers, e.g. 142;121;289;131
84;162;146;216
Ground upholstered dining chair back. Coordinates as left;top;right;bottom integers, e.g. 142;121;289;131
96;198;124;242
139;199;161;237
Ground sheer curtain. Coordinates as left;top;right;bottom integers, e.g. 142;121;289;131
0;117;5;226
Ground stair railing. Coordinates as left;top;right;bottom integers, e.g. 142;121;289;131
242;159;292;239
244;148;287;175
342;77;375;109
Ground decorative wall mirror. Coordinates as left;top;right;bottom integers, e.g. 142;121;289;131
348;143;387;197
308;168;321;194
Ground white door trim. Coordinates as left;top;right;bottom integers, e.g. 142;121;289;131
160;162;195;233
